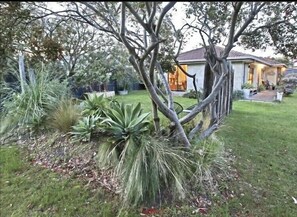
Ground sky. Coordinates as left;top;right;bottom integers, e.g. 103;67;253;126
171;2;282;58
47;2;282;58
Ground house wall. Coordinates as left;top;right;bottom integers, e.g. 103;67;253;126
186;64;205;91
250;63;265;87
232;62;245;90
186;62;246;91
182;61;285;92
247;63;287;87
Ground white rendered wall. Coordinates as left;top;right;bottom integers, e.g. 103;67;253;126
232;62;245;90
186;62;246;91
186;64;205;91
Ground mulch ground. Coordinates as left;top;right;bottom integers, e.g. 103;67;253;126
6;131;240;216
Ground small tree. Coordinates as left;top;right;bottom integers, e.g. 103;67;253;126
33;2;297;148
282;73;297;95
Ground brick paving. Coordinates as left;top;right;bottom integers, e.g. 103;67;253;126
248;90;277;102
172;90;279;102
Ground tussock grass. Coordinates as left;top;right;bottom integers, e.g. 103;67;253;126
48;99;82;133
97;136;192;207
190;135;228;189
0;64;69;135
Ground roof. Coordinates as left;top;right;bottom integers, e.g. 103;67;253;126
177;46;286;67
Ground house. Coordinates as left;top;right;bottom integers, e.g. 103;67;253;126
169;46;287;91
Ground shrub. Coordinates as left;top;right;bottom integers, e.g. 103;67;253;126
70;115;100;142
257;84;266;92
48;99;82;133
232;90;244;100
0;64;69;135
98;102;193;206
241;82;254;89
282;73;297;95
183;89;202;100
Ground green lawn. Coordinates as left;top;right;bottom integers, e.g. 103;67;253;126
0;147;138;217
1;91;297;216
214;94;297;216
115;90;197;113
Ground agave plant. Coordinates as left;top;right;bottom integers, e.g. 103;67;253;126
81;93;108;116
102;102;150;144
70;115;100;142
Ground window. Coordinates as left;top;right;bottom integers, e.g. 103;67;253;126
248;67;254;84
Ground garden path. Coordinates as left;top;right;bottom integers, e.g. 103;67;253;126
247;90;277;102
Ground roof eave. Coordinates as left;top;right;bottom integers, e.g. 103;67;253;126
178;56;287;67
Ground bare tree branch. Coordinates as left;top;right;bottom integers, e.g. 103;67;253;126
124;2;150;32
222;2;243;58
148;2;156;25
188;120;203;140
233;2;266;43
180;71;226;125
156;61;174;111
145;2;151;15
155;2;176;35
199;123;218;141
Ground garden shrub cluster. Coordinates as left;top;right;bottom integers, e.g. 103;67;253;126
0;63;69;135
0;63;229;209
257;84;266;92
282;73;297;95
182;89;202;100
232;90;244;100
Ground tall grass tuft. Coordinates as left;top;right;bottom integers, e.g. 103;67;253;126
48;99;82;133
0;63;69;135
190;135;228;190
97;136;192;207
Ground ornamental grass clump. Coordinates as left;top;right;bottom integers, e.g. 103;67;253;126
189;135;228;190
97;102;193;206
97;135;192;207
0;63;69;136
48;99;82;133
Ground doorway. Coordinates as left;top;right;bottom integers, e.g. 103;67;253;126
168;65;187;91
248;67;254;84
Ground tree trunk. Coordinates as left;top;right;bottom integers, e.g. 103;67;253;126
28;68;36;85
18;53;26;94
202;62;215;126
150;63;161;135
151;100;161;135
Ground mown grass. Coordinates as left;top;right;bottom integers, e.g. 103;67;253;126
1;91;297;216
0;147;138;217
213;94;297;216
115;90;197;114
